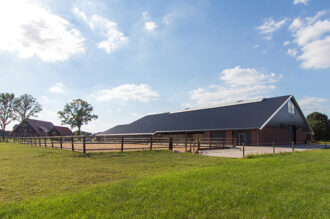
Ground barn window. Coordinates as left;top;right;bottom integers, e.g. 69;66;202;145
288;101;295;115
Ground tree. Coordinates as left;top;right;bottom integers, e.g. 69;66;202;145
57;99;98;135
307;112;329;141
14;94;42;122
0;93;16;139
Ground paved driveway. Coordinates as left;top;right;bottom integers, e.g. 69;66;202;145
200;144;323;158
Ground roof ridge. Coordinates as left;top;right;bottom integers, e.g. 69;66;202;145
169;95;292;114
170;98;264;114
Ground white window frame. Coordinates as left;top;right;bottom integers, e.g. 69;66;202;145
288;101;295;115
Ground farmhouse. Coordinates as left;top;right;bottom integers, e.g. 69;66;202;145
48;126;73;136
102;95;313;145
11;119;72;137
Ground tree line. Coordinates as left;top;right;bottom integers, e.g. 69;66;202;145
307;112;330;141
0;92;97;139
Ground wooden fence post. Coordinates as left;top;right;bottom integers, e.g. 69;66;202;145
292;141;295;151
243;143;245;158
169;137;173;151
150;136;153;150
209;138;212;149
273;141;275;154
44;138;47;147
83;136;86;154
121;137;124;152
38;138;41;146
185;137;187;152
197;138;200;151
51;138;54;148
71;137;74;151
60;137;63;149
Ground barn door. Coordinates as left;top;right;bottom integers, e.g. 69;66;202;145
238;133;246;145
289;126;296;143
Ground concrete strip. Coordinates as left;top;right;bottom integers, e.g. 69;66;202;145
200;144;321;158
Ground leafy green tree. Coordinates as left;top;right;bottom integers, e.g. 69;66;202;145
58;99;98;135
307;112;329;141
0;93;16;139
14;94;42;122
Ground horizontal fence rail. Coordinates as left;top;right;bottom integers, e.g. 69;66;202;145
9;136;238;153
3;136;327;155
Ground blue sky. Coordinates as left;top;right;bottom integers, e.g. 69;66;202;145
0;0;329;133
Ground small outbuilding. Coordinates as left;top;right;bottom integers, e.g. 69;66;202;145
102;95;313;145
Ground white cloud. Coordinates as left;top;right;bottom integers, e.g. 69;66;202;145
130;112;139;116
0;1;85;62
253;44;259;49
189;66;281;106
289;11;330;69
83;120;116;133
283;41;291;46
144;22;158;31
49;83;64;93
288;48;298;57
299;97;327;114
97;84;160;102
142;11;149;20
74;8;127;53
293;0;309;5
38;109;61;126
163;13;174;25
41;95;50;103
257;17;288;39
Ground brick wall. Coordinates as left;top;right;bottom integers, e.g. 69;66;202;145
251;130;258;145
259;127;290;145
204;131;211;138
296;130;308;144
225;130;232;139
259;127;308;145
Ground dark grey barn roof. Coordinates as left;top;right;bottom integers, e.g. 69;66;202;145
27;119;55;135
103;95;292;135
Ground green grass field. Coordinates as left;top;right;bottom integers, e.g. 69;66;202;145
0;143;329;218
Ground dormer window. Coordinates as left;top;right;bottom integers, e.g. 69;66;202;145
288;101;295;115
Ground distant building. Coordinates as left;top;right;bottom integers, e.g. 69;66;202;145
0;129;11;137
10;119;73;137
101;95;313;145
48;126;73;136
74;130;92;136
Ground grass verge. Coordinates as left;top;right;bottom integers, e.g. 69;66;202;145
0;144;329;218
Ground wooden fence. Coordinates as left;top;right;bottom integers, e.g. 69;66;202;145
11;136;237;153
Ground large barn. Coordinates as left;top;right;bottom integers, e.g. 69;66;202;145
102;95;313;145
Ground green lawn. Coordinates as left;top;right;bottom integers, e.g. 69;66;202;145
0;143;329;218
0;143;227;203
